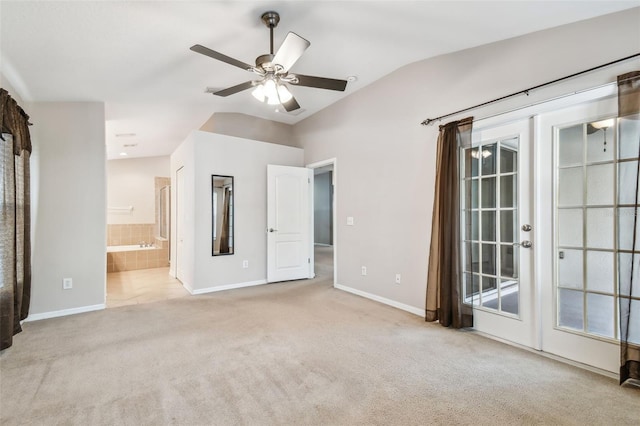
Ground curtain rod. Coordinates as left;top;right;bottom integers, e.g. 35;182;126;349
420;52;640;126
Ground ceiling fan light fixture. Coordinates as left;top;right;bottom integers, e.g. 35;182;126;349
191;10;347;113
471;148;492;159
590;118;615;129
251;84;266;102
264;79;280;105
252;78;292;105
277;84;293;103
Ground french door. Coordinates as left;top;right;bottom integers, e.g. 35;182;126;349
461;119;537;348
538;97;621;373
462;91;633;375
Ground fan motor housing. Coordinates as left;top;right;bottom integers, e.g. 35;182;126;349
256;54;276;72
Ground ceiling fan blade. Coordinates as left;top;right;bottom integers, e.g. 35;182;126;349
272;32;310;72
214;81;255;97
292;74;348;91
281;95;301;112
190;44;253;71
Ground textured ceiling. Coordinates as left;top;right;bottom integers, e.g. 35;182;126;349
1;1;637;159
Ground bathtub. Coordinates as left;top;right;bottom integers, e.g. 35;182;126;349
107;244;158;253
106;244;169;272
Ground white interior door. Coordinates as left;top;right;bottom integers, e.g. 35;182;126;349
462;119;537;348
175;166;185;283
267;165;313;283
538;97;620;373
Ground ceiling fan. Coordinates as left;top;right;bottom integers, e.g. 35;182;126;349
190;11;348;112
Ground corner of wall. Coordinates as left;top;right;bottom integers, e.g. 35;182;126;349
29;102;107;316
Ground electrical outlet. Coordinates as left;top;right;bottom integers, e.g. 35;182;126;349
395;274;401;284
63;278;73;290
361;266;367;276
242;260;249;269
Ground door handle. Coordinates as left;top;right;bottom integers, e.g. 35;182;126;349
268;228;278;233
514;240;532;248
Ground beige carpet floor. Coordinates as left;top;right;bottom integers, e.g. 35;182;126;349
1;258;639;425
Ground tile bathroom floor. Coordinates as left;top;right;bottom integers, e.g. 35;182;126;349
108;246;333;309
107;267;189;308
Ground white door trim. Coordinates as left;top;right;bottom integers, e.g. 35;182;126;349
174;166;184;282
306;158;338;287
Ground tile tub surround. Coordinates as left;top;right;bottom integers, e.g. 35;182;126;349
107;244;158;253
106;225;171;272
107;223;155;246
107;246;169;273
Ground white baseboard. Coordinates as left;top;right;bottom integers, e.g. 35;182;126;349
25;304;105;322
182;281;194;294
188;279;268;295
471;329;619;380
334;283;425;317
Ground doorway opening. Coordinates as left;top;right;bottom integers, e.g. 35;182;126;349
105;158;187;308
308;159;337;285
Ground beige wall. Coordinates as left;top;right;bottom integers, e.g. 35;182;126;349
200;112;297;147
106;155;170;224
293;8;640;313
28;102;106;316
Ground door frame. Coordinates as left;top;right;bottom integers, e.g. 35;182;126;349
307;158;338;287
174;166;184;283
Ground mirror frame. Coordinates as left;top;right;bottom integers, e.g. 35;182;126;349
211;174;234;256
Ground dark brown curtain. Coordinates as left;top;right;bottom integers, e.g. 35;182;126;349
0;88;32;351
618;71;640;385
426;117;473;328
219;187;231;254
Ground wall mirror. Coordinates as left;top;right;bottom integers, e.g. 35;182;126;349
212;175;234;255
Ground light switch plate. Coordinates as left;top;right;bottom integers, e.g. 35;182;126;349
63;278;73;290
347;216;354;226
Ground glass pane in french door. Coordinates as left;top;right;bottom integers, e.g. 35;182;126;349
555;117;620;340
462;137;519;315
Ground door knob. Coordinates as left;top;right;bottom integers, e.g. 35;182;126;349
514;240;532;248
521;224;532;232
268;228;278;233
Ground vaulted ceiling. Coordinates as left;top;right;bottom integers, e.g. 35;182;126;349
1;1;636;159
